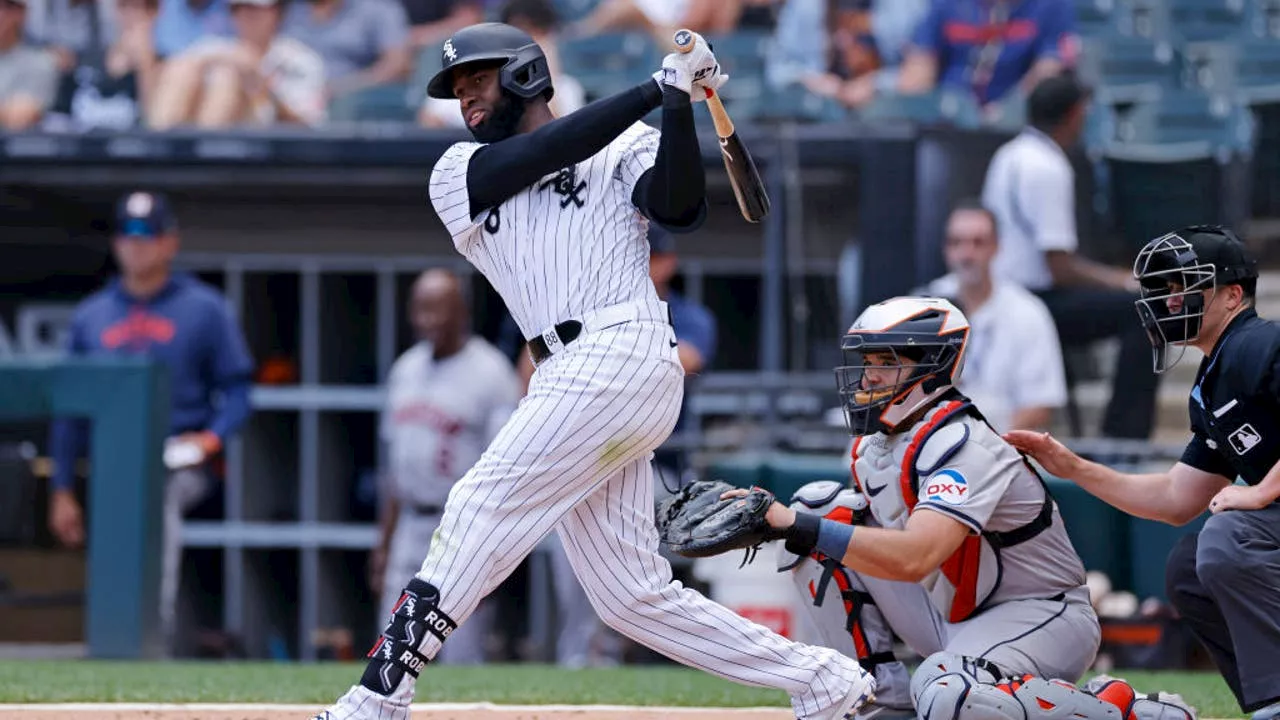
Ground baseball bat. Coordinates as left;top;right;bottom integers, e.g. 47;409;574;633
673;30;771;224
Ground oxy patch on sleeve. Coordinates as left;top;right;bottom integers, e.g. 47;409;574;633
921;469;969;506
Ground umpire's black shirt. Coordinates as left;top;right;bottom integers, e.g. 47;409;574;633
1181;308;1280;484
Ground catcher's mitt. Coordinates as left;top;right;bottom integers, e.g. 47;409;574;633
655;480;785;562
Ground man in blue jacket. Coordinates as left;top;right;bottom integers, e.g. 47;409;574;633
48;190;254;654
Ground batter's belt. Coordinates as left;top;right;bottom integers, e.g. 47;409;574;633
527;300;672;365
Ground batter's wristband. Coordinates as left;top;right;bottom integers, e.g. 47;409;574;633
784;512;821;557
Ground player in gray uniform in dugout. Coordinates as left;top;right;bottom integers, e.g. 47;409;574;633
371;268;521;663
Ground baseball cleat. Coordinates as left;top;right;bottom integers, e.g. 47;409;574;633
818;665;877;720
308;685;410;720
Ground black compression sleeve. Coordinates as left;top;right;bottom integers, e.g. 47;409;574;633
466;80;664;219
632;87;707;231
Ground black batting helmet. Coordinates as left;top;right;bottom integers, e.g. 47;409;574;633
426;23;554;101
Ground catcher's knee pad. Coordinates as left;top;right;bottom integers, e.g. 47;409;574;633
914;653;1124;720
1085;676;1198;720
360;578;457;696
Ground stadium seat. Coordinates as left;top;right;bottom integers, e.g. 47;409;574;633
856;89;983;129
408;48;444;108
551;0;601;23
1073;0;1119;37
1112;0;1175;40
558;32;659;102
750;83;849;124
703;31;772;122
1076;36;1180;105
1115;90;1255;148
328;84;415;123
1182;40;1280;104
1166;0;1250;41
1245;0;1280;38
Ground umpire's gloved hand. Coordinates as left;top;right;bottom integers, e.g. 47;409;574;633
653;30;728;103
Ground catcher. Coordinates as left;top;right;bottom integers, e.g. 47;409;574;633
659;296;1194;720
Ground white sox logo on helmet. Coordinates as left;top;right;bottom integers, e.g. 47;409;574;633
443;39;457;62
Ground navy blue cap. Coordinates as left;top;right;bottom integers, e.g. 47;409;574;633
116;191;176;238
648;224;676;254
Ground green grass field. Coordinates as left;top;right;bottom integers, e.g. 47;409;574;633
0;662;1247;716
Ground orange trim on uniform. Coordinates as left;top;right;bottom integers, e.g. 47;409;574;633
849;437;865;494
939;535;984;623
825;507;856;525
898;399;967;511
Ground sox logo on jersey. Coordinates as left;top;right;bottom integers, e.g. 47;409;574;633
415;122;870;718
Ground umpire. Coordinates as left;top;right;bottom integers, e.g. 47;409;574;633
48;191;255;655
1006;225;1280;718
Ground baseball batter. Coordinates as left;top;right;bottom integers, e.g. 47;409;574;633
728;297;1195;720
372;269;520;664
314;22;875;720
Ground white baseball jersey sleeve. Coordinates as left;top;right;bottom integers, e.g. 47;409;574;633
428;123;664;339
381;338;520;508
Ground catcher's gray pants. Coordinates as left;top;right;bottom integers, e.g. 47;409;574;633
789;554;1099;707
161;467;210;654
381;507;491;664
1166;505;1280;712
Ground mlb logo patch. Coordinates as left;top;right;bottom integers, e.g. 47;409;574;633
923;469;968;506
1229;424;1262;455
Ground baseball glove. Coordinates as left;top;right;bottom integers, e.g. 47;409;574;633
655;480;785;563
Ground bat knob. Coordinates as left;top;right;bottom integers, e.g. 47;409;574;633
673;29;694;53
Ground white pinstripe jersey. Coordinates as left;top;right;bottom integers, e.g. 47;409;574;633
428;122;664;338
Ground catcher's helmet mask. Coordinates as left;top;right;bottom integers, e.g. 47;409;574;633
1133;225;1258;373
836;298;970;437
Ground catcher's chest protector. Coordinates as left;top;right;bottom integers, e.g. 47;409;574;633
850;401;1052;623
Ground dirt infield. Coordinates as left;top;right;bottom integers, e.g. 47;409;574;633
0;704;797;720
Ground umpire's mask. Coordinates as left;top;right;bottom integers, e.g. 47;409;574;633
1132;225;1255;373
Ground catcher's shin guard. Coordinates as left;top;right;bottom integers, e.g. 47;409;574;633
1085;675;1198;720
913;652;1125;720
359;578;457;696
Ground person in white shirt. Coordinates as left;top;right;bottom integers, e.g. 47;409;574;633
981;71;1159;439
148;0;327;129
920;200;1067;433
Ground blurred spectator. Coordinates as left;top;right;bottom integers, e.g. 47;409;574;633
42;0;161;132
48;191;254;655
567;0;747;41
150;0;326;129
0;0;59;130
22;0;117;74
789;0;929;110
152;0;233;59
896;0;1078;113
419;0;583;128
282;0;410;104
918;199;1066;432
982;71;1159;439
402;0;483;51
373;268;519;664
